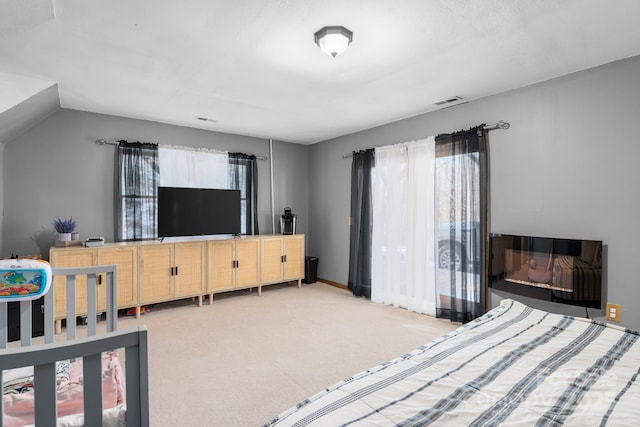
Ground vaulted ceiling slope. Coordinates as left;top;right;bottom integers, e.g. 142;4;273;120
1;0;640;145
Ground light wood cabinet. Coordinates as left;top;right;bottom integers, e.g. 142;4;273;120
261;237;286;285
207;238;260;297
97;246;138;310
260;234;305;293
49;248;99;319
139;241;205;305
50;235;304;318
235;239;261;287
174;242;206;298
283;235;305;281
139;244;173;303
208;240;235;291
50;245;139;322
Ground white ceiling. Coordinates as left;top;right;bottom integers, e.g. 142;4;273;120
1;0;640;145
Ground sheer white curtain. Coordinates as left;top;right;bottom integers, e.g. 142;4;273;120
371;144;407;307
371;137;437;315
407;138;437;315
159;147;228;189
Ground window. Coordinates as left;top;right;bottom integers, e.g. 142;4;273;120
118;144;258;240
228;153;259;235
117;142;159;241
158;147;228;189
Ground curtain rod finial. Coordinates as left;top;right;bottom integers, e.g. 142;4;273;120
497;120;510;130
95;139;107;145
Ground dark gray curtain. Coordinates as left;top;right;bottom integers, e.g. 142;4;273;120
348;149;375;297
116;141;159;241
434;126;489;323
228;152;259;235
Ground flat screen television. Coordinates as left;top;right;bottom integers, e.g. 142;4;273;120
158;187;241;238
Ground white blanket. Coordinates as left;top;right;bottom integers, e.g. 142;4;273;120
265;299;640;426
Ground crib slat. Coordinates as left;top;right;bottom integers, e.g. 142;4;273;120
106;270;117;333
125;326;150;427
66;274;77;340
20;299;32;347
34;362;58;427
0;370;4;425
87;273;97;337
83;352;104;426
44;282;55;344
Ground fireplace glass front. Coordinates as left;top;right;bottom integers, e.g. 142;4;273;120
489;234;603;309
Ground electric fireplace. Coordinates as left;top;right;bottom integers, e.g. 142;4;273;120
489;234;603;309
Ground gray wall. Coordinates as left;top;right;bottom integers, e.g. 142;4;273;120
309;55;640;329
0;85;61;255
271;140;309;241
0;142;4;254
2;109;308;257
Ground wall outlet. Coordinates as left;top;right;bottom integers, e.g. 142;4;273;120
606;302;621;322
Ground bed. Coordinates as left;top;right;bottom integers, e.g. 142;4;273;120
265;299;640;426
1;263;149;426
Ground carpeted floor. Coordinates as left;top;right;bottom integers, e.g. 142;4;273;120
118;282;458;426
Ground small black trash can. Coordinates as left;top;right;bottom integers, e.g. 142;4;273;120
304;256;318;284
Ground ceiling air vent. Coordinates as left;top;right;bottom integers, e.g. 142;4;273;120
196;117;218;123
434;96;463;106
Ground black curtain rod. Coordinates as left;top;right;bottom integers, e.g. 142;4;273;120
342;121;510;159
94;139;267;161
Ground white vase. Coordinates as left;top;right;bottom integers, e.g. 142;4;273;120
58;232;72;242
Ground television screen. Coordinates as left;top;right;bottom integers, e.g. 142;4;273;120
158;187;241;237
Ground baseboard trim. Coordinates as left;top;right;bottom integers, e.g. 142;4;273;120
317;278;348;290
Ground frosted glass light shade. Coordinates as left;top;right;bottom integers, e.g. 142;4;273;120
314;26;353;58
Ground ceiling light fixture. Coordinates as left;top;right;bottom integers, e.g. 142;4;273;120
314;26;353;58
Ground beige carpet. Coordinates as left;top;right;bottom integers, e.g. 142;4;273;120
117;282;458;426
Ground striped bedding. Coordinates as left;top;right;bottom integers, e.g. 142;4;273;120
265;299;640;426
